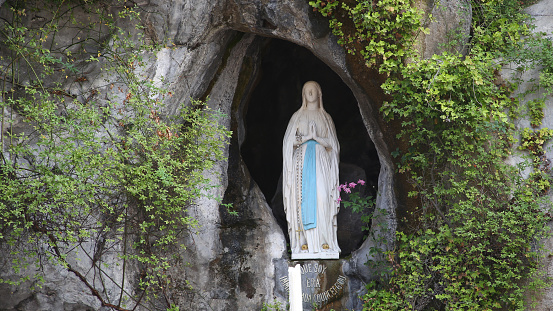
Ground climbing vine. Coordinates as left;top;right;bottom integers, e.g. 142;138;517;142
310;0;423;73
0;1;230;310
311;0;553;309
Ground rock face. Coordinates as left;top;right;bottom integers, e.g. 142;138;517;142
414;0;472;57
509;1;553;309
142;1;400;308
0;0;480;310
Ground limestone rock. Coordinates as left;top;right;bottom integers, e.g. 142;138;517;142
512;1;553;309
414;0;472;58
0;0;479;309
526;0;553;40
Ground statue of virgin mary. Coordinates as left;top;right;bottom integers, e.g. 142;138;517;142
282;81;340;260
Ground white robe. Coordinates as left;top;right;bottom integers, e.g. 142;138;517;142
282;108;340;255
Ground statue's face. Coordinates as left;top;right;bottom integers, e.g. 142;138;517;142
305;84;319;104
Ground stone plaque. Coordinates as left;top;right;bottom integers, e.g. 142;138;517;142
281;261;347;310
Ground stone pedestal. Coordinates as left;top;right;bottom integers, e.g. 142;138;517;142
282;260;347;310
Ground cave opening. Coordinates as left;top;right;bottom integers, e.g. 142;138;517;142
240;38;380;255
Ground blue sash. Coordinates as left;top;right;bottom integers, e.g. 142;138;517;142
302;140;318;230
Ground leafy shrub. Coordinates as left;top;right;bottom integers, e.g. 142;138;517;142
0;1;231;310
310;0;553;309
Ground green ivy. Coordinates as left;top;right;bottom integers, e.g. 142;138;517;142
309;0;423;73
310;0;553;309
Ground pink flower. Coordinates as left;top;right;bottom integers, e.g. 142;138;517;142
349;182;357;188
358;179;365;185
337;197;342;203
344;187;351;194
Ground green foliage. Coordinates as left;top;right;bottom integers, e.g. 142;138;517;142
364;280;405;310
311;0;553;309
520;128;553;159
506;32;553;127
0;0;230;309
380;67;550;307
339;181;394;281
166;304;180;311
309;0;424;73
340;181;375;232
519;128;553;194
260;300;286;311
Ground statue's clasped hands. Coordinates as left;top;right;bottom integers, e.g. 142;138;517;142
310;121;332;149
307;121;316;141
294;121;331;149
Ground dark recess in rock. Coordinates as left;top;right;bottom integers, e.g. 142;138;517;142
240;38;380;256
238;271;256;299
